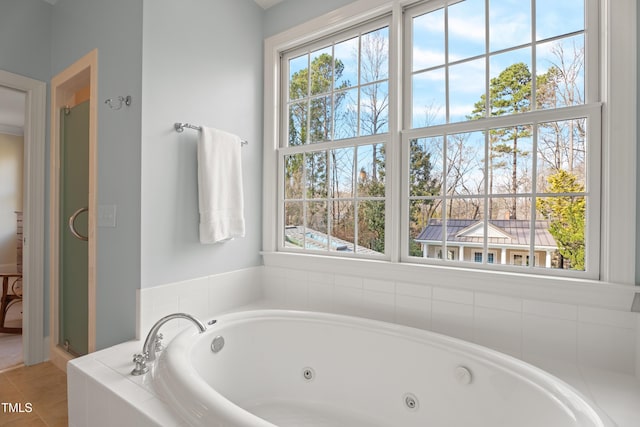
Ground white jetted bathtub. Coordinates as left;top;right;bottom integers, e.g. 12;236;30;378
153;310;613;427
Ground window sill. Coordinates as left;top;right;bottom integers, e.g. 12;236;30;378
261;251;635;311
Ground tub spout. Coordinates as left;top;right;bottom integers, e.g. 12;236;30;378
131;313;207;376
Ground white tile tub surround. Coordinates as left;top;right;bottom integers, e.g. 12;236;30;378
70;265;265;427
138;267;263;342
67;340;186;427
262;264;639;376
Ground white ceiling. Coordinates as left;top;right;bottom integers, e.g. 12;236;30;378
0;86;25;135
254;0;283;9
41;0;282;8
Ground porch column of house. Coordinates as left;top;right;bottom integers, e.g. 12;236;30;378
458;245;465;261
545;250;552;268
423;244;428;258
501;247;507;264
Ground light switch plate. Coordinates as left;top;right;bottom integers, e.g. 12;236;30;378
98;204;117;227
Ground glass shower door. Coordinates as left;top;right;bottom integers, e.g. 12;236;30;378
59;101;89;356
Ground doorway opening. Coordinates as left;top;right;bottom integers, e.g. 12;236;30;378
0;85;25;370
0;70;47;369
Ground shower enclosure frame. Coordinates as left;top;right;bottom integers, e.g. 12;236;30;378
49;49;97;369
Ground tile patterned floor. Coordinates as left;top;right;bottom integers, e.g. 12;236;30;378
0;362;67;426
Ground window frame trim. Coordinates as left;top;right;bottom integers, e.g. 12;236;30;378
263;0;636;286
276;13;397;259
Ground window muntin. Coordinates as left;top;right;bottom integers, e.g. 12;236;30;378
276;0;599;278
405;108;594;273
286;25;390;146
280;19;390;257
409;0;586;128
282;142;387;256
404;0;594;275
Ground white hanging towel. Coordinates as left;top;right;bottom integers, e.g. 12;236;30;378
197;127;245;243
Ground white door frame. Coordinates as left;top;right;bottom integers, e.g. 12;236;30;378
0;70;47;365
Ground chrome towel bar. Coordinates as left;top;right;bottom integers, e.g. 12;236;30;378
174;122;248;145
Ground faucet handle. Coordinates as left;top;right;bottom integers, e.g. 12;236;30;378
131;353;149;376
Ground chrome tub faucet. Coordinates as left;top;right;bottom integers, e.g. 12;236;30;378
131;313;207;376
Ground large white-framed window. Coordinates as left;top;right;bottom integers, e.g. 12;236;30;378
402;0;600;278
278;17;392;258
263;0;636;285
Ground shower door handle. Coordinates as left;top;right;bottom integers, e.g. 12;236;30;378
68;207;89;241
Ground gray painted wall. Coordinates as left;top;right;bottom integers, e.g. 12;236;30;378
51;0;143;349
264;0;357;38
0;0;52;82
140;0;264;288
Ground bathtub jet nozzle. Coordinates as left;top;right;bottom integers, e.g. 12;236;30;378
131;312;207;376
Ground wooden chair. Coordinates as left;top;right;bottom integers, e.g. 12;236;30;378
0;273;22;334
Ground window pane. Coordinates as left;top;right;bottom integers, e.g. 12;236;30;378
537;119;587;190
307;201;328;235
448;0;485;62
487;49;532;117
284;202;304;249
305;151;328;198
358;200;385;254
357;144;385;197
334;36;358;89
295;201;328;252
360;82;389;136
446;131;485;197
489;197;533;267
489;196;531;222
489;0;531;52
447;198;485;223
487;125;533;201
330;200;355;252
310;47;333;96
413;8;445;71
535;195;585;271
309;96;333;143
536;35;585;109
449;59;485;123
412;68;446;127
288;101;307;146
330;147;355;198
289;54;308;100
536;0;584;41
410;137;443;197
284;153;303;199
410;199;442;258
334;88;358;140
446;199;486;264
361;27;389;84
